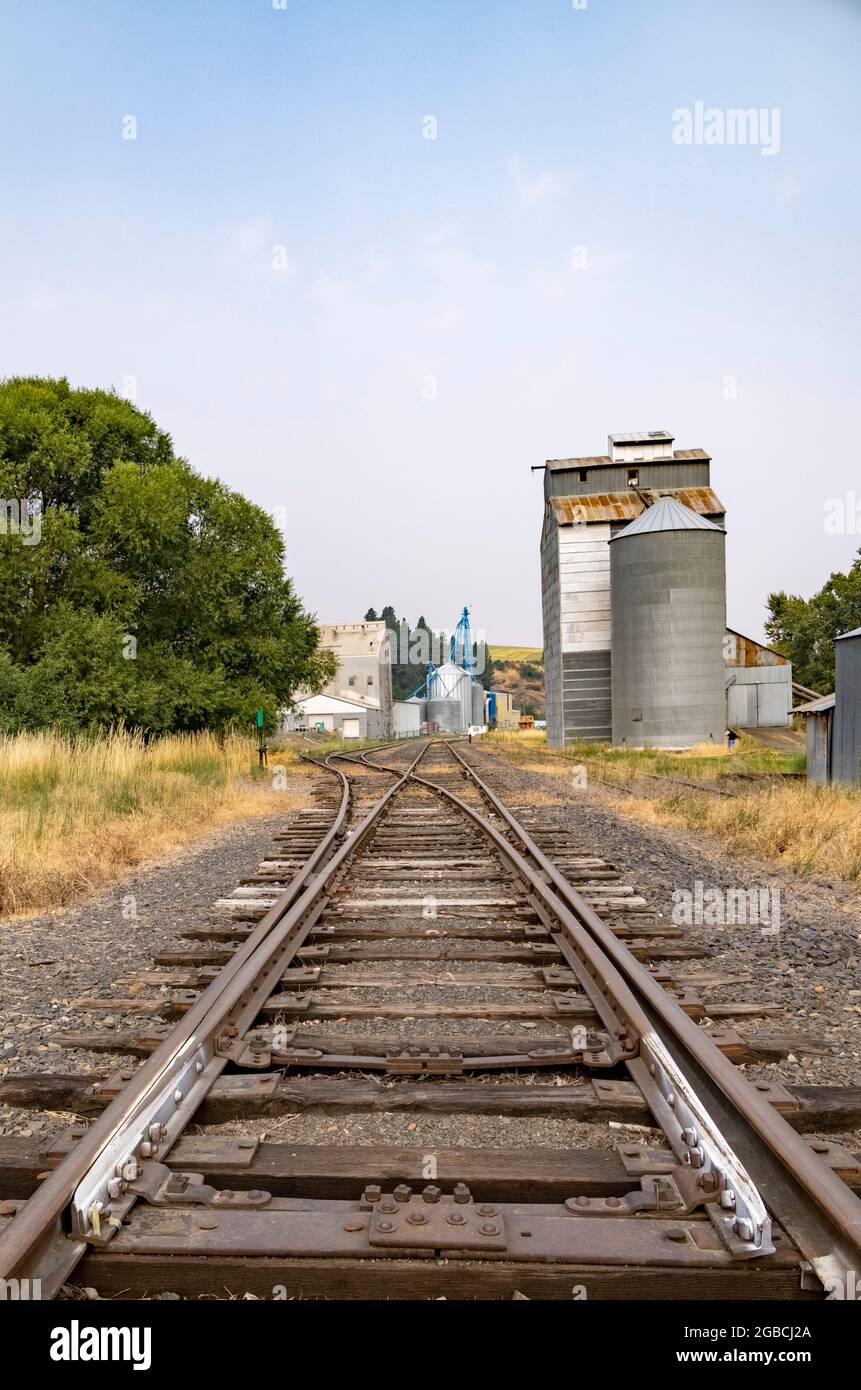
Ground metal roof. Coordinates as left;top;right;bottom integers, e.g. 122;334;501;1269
836;627;861;641
610;495;725;541
546;454;612;470
792;692;836;715
608;430;674;444
550;486;725;527
298;693;375;715
546;447;710;471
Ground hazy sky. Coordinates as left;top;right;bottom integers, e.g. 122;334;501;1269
2;0;859;645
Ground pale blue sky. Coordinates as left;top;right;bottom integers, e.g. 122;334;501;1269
1;0;859;643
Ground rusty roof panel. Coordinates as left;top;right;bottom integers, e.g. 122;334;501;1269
546;455;612;470
546;447;711;470
550;487;725;526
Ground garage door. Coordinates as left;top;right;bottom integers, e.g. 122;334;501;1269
727;684;756;727
342;718;361;739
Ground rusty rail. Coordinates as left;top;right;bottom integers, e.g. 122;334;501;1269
0;743;428;1293
2;734;859;1295
438;740;861;1287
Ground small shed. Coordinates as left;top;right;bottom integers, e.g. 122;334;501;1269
283;694;372;739
393;699;423;738
793;693;835;784
833;627;861;784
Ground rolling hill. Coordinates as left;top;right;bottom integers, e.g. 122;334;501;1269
488;646;545;719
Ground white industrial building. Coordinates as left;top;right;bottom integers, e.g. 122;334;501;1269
286;693;375;738
317;621;394;736
281;620;394;738
393;698;423;737
283;692;423;740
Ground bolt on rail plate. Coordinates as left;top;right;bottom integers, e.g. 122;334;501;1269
366;1189;507;1251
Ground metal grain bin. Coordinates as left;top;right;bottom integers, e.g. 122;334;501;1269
609;496;726;748
432;662;473;732
471;682;486;727
426;699;462;733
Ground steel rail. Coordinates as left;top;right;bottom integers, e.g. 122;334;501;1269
0;742;429;1293
407;761;770;1258
6;732;856;1293
435;740;861;1287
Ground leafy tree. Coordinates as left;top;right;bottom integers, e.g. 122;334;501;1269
766;550;861;692
364;607;379;622
0;377;334;734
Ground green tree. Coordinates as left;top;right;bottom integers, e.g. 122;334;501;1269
0;377;334;734
766;550;861;692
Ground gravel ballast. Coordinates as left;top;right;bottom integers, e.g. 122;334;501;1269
0;812;292;1135
2;744;859;1159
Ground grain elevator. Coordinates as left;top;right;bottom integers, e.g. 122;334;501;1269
538;430;727;748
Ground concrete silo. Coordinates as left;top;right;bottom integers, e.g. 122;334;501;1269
609;496;726;749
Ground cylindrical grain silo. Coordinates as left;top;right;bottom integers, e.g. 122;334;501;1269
610;496;726;749
433;662;472;732
471;682;485;728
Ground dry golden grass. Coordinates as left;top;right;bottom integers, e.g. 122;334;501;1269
484;731;861;882
0;731;312;919
619;783;861;881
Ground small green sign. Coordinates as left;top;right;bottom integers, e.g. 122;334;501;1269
256;709;264;730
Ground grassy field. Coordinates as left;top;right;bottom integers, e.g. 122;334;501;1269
277;732;398;758
486;729;805;779
483;731;861;882
488;645;543;663
0;730;312;919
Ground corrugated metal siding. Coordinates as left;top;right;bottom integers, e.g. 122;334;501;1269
559;523;612;655
540;509;563;747
553;521;613;740
547;463;712;498
833;634;861;784
725;666;792;727
562;651;612;741
756;676;793;727
393;701;422;736
724;630;788;668
727;683;757;726
806;713;832;784
610;529;727;748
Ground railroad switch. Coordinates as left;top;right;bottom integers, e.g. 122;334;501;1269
125;1161;271;1212
564;1169;720;1219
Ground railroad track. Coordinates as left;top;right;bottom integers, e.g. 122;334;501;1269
1;737;860;1301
